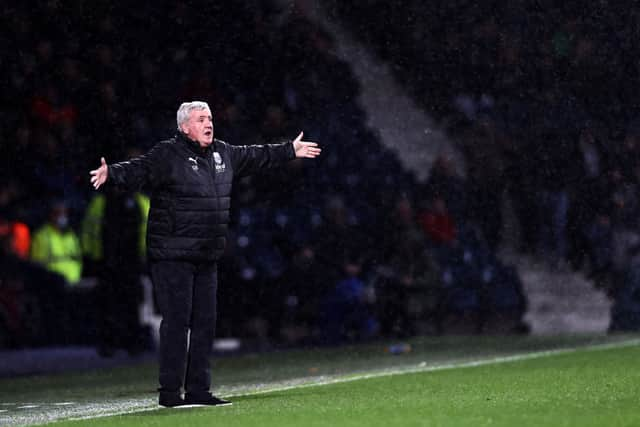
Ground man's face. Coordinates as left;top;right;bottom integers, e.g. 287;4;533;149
181;108;214;147
50;205;69;230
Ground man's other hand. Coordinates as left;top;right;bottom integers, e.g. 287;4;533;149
293;132;321;158
90;157;109;189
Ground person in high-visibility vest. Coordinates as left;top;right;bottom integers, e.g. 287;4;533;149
81;191;149;269
31;201;82;285
81;187;150;357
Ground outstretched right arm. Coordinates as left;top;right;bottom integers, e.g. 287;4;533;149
90;157;109;189
89;143;165;191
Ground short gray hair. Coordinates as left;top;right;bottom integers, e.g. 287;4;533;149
176;101;211;130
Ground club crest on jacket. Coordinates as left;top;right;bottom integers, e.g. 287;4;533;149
213;152;225;173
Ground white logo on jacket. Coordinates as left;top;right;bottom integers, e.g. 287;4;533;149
188;157;199;171
213;152;226;173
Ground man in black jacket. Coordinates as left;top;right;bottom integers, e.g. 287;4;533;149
90;101;320;407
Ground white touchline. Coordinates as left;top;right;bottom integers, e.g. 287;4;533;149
226;337;640;397
64;338;640;423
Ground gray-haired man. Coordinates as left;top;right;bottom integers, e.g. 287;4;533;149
90;101;320;407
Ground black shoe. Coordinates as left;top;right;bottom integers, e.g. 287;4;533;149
184;392;232;406
159;392;186;407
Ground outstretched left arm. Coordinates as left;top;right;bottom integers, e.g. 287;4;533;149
228;131;321;177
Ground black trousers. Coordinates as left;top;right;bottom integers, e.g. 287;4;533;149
150;260;218;395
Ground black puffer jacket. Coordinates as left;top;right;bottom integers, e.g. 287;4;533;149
108;132;295;261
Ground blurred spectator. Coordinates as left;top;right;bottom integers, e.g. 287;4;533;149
0;180;31;259
313;195;372;280
610;247;640;332
461;121;507;250
503;133;540;255
479;256;529;334
533;128;578;266
376;195;442;337
0;215;30;260
568;123;608;270
418;195;456;245
81;185;150;357
30;84;78;128
279;243;330;344
435;228;483;334
422;155;467;223
319;255;377;344
30;200;82;286
0;226;68;347
584;209;614;284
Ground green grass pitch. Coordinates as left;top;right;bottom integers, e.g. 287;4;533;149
2;335;639;426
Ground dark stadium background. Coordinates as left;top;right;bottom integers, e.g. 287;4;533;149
1;0;640;367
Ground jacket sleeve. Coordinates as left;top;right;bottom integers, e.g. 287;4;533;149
227;141;296;178
107;142;166;191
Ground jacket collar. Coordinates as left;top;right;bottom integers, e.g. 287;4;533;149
176;131;213;157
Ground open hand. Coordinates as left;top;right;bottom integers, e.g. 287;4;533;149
89;157;108;189
293;132;321;158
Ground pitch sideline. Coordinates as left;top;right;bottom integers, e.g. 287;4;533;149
60;337;640;424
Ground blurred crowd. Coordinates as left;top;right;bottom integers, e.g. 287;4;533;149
331;0;640;331
7;0;640;350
